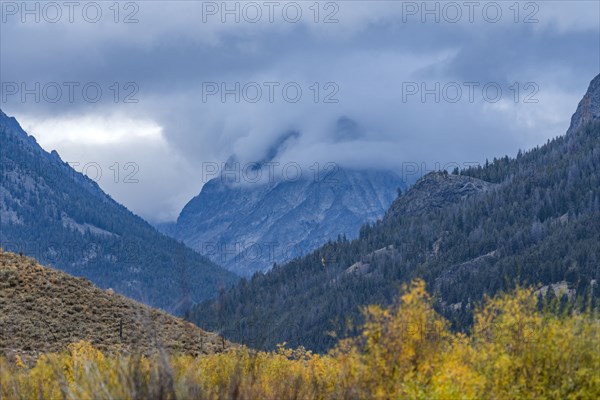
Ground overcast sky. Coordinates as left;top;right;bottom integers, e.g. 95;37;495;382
1;0;599;222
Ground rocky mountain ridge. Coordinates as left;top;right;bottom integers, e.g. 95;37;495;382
567;73;600;134
385;171;495;221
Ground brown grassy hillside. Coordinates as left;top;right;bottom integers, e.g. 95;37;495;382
0;250;231;362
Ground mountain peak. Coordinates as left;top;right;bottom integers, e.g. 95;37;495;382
567;73;600;135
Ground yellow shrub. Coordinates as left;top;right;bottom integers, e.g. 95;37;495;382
1;281;598;400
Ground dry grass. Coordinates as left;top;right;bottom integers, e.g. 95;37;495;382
0;250;231;364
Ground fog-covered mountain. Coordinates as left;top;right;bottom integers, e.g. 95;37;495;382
163;166;405;276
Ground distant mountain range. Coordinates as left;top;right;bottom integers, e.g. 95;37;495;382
161;166;404;276
0;110;238;313
190;73;600;352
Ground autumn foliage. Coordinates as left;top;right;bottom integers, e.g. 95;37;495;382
2;281;598;399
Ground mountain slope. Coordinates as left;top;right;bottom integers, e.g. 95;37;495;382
0;250;232;360
170;166;404;276
0;110;239;313
189;74;600;351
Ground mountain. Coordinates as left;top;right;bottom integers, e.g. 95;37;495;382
0;110;239;313
0;250;231;360
567;72;600;134
168;166;404;276
189;74;600;352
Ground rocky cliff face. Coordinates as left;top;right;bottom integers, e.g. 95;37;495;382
172;168;405;276
567;73;600;135
385;171;495;221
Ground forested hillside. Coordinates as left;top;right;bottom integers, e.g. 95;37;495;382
0;110;238;313
189;74;600;352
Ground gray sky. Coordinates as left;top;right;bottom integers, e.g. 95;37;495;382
1;0;599;222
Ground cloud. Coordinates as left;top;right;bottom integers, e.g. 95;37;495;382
20;114;165;146
1;0;598;222
16;113;191;222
